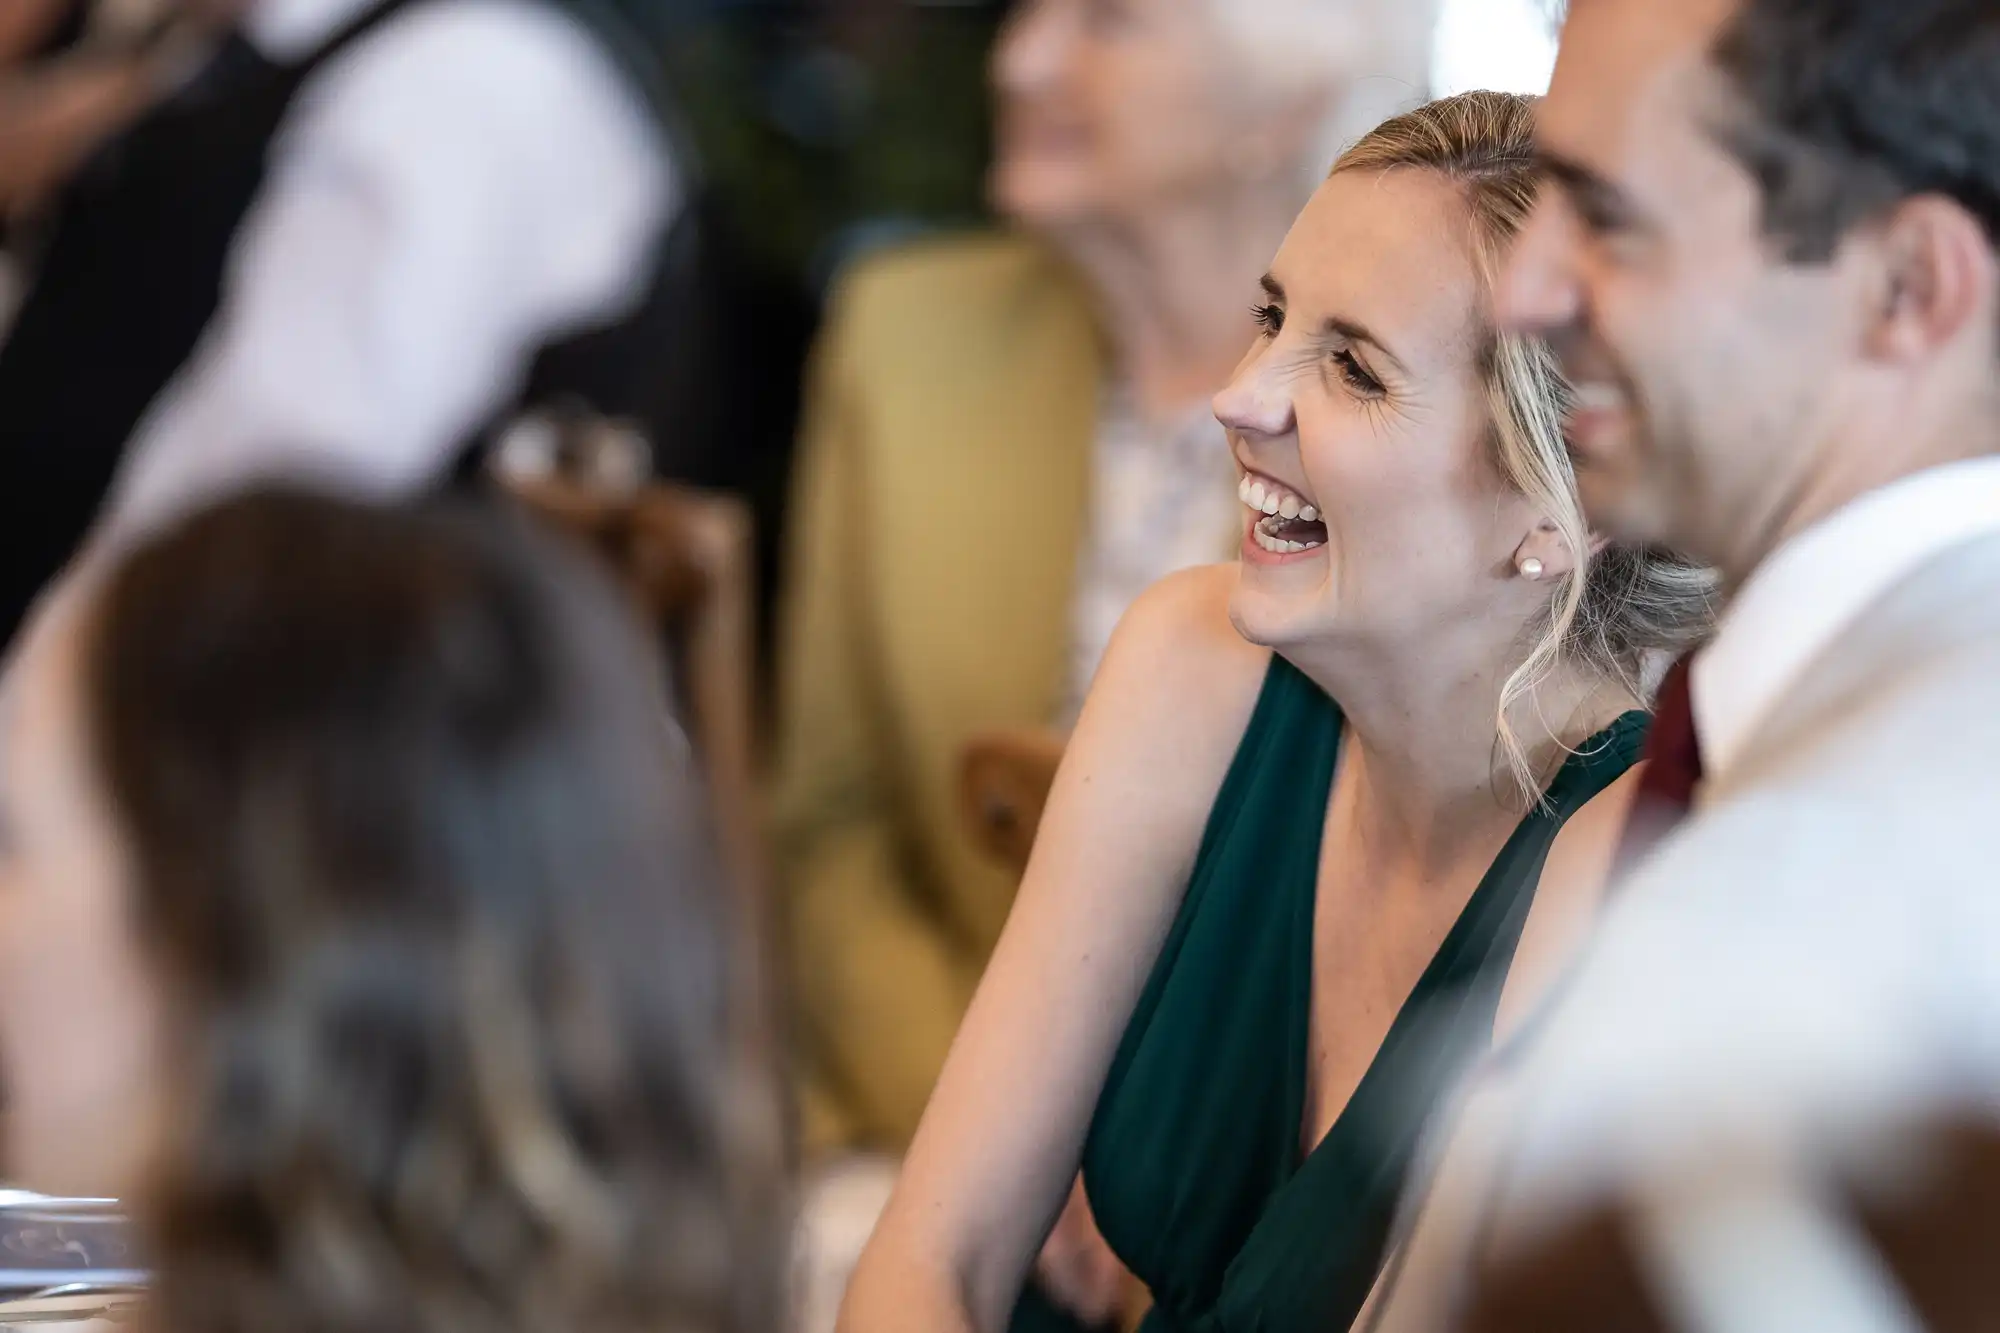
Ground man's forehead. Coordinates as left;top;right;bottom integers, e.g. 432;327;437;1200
1542;0;1738;160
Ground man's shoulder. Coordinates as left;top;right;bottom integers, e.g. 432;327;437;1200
1727;627;2000;812
1837;527;2000;674
1495;765;2000;1219
1721;530;2000;802
1651;660;2000;913
1551;557;2000;1092
1580;652;2000;1039
1484;532;2000;1246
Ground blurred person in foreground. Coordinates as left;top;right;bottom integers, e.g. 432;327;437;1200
0;0;688;653
772;2;1435;1319
1345;2;2000;1330
0;487;787;1333
842;91;1709;1333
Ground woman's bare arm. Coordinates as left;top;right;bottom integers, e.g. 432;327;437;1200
839;567;1265;1333
1494;763;1645;1040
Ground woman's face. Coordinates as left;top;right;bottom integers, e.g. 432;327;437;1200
989;0;1304;232
1217;168;1546;654
0;604;164;1199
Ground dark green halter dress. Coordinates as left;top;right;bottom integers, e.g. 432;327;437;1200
1072;656;1647;1333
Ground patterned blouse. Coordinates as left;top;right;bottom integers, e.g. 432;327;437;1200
1060;383;1242;726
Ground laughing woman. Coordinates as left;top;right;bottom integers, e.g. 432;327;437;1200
841;92;1711;1333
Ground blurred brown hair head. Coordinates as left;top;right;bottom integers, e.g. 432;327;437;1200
83;488;786;1333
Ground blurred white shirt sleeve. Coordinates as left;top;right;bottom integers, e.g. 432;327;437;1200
101;0;677;543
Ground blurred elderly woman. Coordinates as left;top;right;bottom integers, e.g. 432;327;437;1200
0;490;787;1333
774;0;1435;1157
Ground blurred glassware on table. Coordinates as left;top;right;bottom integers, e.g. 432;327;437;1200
0;1196;140;1293
0;1194;143;1332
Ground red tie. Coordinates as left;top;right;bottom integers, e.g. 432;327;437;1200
1610;654;1703;882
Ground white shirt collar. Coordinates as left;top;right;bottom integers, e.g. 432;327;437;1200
242;0;383;60
1692;457;2000;781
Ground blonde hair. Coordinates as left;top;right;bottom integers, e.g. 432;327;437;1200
1332;91;1715;796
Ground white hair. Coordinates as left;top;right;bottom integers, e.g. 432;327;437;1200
1208;0;1445;176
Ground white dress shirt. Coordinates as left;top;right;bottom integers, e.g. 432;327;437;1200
100;0;677;544
1691;456;2000;783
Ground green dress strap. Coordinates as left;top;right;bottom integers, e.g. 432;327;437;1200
1078;655;1648;1333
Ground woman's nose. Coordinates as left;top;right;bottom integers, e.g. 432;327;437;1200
1212;353;1295;440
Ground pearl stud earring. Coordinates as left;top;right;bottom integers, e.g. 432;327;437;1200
1518;556;1546;580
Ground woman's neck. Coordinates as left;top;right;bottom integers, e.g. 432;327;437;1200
1048;178;1303;424
1292;627;1638;883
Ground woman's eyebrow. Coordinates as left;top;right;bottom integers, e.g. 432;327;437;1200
1317;314;1406;374
1264;275;1405;372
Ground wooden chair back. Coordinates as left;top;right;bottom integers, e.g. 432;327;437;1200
507;477;766;908
958;728;1068;876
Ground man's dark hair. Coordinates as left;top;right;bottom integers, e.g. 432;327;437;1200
1708;0;2000;263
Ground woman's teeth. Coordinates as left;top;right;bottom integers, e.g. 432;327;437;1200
1252;519;1318;555
1237;474;1319;523
1238;473;1327;555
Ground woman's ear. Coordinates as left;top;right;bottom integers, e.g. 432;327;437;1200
1511;519;1585;583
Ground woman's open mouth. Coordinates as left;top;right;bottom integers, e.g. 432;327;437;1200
1239;473;1328;555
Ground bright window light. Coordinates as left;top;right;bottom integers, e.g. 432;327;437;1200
1431;0;1560;97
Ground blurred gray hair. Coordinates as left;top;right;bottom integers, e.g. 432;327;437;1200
1209;0;1444;180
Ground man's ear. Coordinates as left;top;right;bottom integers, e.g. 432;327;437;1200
1863;194;1999;368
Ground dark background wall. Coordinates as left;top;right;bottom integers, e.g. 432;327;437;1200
651;0;1011;683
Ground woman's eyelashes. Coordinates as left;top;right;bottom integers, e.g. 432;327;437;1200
1253;301;1386;401
1330;349;1384;398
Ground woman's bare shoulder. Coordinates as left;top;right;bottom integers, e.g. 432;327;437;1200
1098;564;1267;700
1549;760;1647;895
1497;762;1647;1038
1072;565;1269;769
